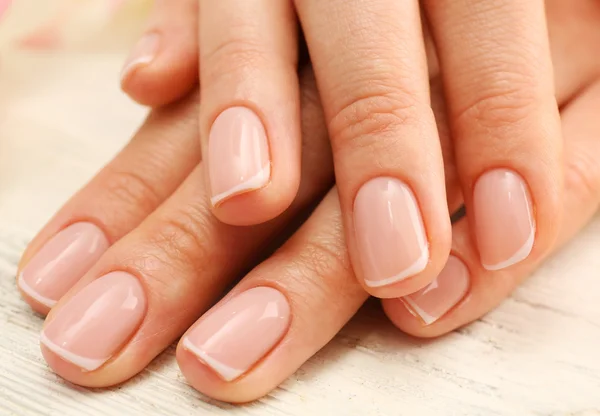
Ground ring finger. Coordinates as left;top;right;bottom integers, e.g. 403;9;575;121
295;0;452;298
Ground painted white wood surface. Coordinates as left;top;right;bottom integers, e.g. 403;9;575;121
1;2;599;415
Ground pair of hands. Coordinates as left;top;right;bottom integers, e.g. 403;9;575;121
17;0;600;403
123;0;562;299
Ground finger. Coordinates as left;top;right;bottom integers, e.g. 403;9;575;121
175;78;600;402
38;2;600;313
177;189;367;403
424;0;562;271
120;0;199;107
172;65;460;403
119;11;462;217
383;79;600;336
38;70;335;388
199;0;302;225
17;93;201;314
120;0;600;112
126;0;593;216
295;0;452;298
548;0;600;104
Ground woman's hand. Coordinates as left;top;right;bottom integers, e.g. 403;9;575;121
123;0;564;300
16;0;600;403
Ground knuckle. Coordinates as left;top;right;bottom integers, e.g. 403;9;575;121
295;237;350;282
453;74;541;130
288;236;361;320
328;87;425;153
202;35;279;78
102;169;163;214
148;207;212;279
281;216;353;312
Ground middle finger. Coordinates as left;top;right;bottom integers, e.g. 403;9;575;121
295;0;452;298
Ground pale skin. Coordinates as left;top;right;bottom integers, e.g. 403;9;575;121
16;0;600;404
123;0;563;299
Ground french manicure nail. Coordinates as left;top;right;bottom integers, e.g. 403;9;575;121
40;272;146;371
18;223;109;308
208;107;271;206
120;32;160;82
182;287;290;381
401;255;470;325
354;177;429;288
473;169;535;270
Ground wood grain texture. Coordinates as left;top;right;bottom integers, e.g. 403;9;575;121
1;2;600;415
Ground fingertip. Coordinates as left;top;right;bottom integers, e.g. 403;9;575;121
17;286;52;316
40;343;97;386
176;338;262;404
120;0;199;107
356;216;453;300
120;44;198;107
361;256;449;300
207;108;301;225
176;345;222;388
381;254;472;338
17;272;54;315
211;179;299;226
382;299;462;339
40;341;129;388
347;170;454;299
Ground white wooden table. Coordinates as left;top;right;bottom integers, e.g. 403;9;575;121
1;2;599;415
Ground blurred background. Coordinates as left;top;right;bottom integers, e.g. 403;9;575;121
0;0;150;232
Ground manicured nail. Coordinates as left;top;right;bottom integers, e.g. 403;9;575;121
354;177;429;288
120;32;160;82
473;169;535;270
182;287;290;381
0;0;11;19
401;255;470;325
208;107;271;206
18;223;109;308
40;272;146;371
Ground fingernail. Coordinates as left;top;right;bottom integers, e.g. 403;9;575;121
18;223;109;308
40;272;146;371
473;169;535;270
120;32;160;82
354;177;429;288
208;107;271;206
401;255;470;325
182;287;290;381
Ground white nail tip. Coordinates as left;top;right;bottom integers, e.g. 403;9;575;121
40;332;108;371
17;273;57;308
364;247;429;288
210;163;271;206
402;297;437;325
120;55;154;82
482;229;535;271
182;337;244;382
